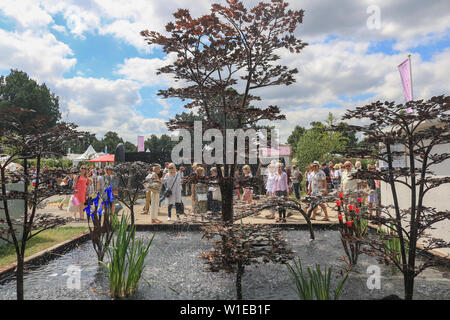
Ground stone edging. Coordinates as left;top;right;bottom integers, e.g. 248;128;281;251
134;222;340;232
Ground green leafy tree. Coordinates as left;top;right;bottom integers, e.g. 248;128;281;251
335;122;358;149
65;133;102;154
103;131;124;154
287;125;306;155
123;141;137;152
0;70;61;131
296;129;348;171
289;112;358;168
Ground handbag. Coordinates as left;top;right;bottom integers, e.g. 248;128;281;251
212;187;222;201
148;180;162;193
176;201;184;215
67;195;75;213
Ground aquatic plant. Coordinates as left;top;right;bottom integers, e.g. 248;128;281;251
377;224;409;266
103;213;154;298
286;257;348;300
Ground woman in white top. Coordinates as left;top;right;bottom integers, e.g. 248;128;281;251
163;163;182;221
265;163;276;196
264;162;277;219
331;164;341;190
149;165;163;224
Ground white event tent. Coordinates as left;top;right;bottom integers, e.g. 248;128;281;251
72;145;99;167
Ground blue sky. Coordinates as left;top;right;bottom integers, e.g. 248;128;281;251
1;0;449;144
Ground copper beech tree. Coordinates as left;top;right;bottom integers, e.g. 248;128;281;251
338;95;450;300
141;0;307;223
0;104;85;300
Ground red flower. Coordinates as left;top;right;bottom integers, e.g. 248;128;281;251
335;200;341;206
339;192;344;199
338;215;343;220
356;208;360;214
358;197;364;203
346;221;353;227
348;205;354;211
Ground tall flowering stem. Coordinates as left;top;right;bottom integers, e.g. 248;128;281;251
337;191;369;267
85;186;115;262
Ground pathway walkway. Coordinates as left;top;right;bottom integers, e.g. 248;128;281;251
40;195;340;227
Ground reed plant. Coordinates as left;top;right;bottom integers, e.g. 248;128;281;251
102;213;154;298
286;257;348;300
377;224;409;265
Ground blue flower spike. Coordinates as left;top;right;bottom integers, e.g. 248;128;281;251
83;200;92;219
93;193;100;207
97;205;103;216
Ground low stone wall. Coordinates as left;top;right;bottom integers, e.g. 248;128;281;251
134;223;340;232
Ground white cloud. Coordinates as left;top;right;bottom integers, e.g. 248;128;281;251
116;53;178;86
99;19;148;51
251;40;450;142
157;98;170;116
1;0;449;144
51;24;67;34
0;29;76;82
53;77;168;142
0;0;53;29
289;0;450;50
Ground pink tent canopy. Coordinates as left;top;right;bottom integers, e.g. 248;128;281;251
88;154;115;162
260;145;291;157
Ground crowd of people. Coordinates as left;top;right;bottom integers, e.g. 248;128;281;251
303;160;382;220
57;165;119;221
15;158;381;224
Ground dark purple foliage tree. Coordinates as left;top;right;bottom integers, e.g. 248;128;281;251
0;104;85;300
141;0;307;223
338;95;450;300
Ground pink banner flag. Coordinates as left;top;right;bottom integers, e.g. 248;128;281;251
398;57;413;113
398;58;412;102
138;135;144;152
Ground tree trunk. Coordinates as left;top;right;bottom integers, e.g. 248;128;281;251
16;256;24;300
130;206;135;226
404;271;415;300
305;207;315;240
236;262;244;300
221;180;234;223
306;217;315;240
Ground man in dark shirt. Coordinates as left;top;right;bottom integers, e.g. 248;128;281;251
321;162;331;190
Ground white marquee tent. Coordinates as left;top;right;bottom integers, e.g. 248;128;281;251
72;145;99;166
